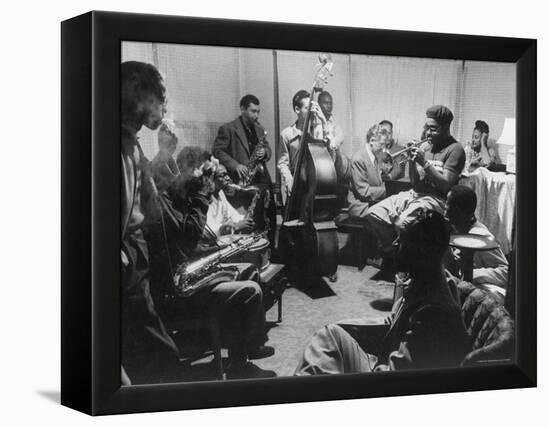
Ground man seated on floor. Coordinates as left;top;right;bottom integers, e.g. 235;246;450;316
295;209;470;375
348;123;389;219
145;141;275;379
366;105;465;272
444;185;509;296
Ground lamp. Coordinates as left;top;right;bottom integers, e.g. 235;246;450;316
497;117;516;173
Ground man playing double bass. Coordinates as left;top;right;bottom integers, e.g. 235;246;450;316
278;55;341;283
278;90;348;206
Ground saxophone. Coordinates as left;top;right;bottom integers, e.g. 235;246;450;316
173;232;266;297
238;129;268;187
245;186;261;220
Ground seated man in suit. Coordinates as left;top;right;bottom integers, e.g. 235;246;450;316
295;210;470;375
146;143;275;379
444;185;509;296
366;105;466;272
378;119;406;181
347;123;389;219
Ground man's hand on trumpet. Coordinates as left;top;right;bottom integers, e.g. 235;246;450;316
409;145;427;167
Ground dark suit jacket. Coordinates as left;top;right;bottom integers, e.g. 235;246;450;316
212;117;272;179
347;144;387;217
386;140;406;180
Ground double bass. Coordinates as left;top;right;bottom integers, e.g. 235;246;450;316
279;54;339;283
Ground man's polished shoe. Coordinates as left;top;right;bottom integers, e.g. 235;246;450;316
247;345;275;360
225;361;276;379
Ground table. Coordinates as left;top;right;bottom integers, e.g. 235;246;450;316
460;168;515;254
449;234;500;282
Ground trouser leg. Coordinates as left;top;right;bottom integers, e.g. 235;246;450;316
348;200;371;219
367;191;444;253
206;280;267;355
121;237;179;383
367;193;404;253
295;323;378;375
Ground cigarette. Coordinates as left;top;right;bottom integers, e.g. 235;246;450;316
161;116;176;133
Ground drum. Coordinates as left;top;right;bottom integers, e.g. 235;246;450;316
221;234;271;271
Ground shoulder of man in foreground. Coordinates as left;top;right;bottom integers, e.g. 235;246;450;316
469;220;495;238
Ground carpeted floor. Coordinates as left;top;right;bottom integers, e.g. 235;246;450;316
254;264;394;377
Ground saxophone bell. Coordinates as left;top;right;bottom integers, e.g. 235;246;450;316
238;128;268;187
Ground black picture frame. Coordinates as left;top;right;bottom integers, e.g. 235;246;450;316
61;10;536;415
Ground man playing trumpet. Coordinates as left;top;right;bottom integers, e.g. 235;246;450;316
213;94;271;185
366;105;466;273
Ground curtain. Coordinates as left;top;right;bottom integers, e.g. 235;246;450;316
460;61;516;162
350;55;462;153
121;41;516;167
276;50;353;157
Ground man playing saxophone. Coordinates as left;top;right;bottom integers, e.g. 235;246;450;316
145;142;275;379
213;94;271;185
213;94;276;246
205;164;255;238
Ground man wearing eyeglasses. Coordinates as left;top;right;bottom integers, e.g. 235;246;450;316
146;146;276;379
366;105;465;273
347;123;389;219
204;164;255;238
378;119;406;181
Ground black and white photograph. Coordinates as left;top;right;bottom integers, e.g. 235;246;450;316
3;1;534;423
120;41;518;385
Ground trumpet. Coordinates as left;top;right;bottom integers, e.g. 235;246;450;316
378;139;431;175
385;139;430;161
